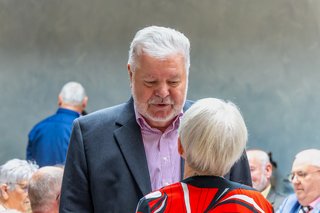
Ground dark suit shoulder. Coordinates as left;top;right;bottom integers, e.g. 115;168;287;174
267;187;287;211
183;100;194;111
77;102;129;126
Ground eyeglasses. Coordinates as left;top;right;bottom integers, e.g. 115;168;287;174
288;170;320;182
7;182;29;193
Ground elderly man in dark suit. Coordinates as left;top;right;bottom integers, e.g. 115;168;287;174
60;25;252;213
247;149;286;211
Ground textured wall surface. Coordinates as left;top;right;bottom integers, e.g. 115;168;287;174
1;0;320;192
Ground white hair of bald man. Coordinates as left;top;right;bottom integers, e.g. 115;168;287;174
59;82;86;106
294;149;320;167
28;166;64;213
178;98;248;176
247;150;271;168
128;25;190;73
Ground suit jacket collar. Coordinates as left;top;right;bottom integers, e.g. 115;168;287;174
114;98;152;195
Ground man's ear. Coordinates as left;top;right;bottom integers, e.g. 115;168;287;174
178;138;185;157
0;184;9;200
58;95;63;107
265;163;273;179
82;96;88;109
127;64;133;85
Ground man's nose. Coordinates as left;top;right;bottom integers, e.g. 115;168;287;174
291;175;301;184
155;83;170;98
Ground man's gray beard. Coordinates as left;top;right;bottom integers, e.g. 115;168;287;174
254;175;269;192
131;84;188;123
134;100;182;123
132;96;185;123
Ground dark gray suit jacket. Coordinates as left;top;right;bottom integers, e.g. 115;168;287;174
267;187;286;211
59;98;252;213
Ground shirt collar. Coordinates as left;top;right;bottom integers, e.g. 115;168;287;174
309;196;320;209
57;108;81;117
261;184;271;198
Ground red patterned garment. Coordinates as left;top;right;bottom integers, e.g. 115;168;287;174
136;176;273;213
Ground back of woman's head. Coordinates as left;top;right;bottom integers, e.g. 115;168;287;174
178;98;248;176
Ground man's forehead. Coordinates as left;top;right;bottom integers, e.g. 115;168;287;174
292;161;319;171
142;73;182;79
248;157;261;165
294;149;320;167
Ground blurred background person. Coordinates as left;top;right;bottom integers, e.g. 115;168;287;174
0;159;38;212
28;166;63;213
136;98;272;212
277;149;320;213
247;149;286;211
26;81;88;167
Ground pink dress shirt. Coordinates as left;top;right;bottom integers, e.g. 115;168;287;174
309;196;320;212
135;108;182;191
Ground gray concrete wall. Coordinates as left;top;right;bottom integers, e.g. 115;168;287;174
1;0;320;192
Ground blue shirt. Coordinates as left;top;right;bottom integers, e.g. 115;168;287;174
277;194;320;213
26;108;80;167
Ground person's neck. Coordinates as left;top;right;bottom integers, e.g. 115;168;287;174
32;206;59;213
145;118;175;133
33;210;57;213
183;163;209;178
59;105;82;114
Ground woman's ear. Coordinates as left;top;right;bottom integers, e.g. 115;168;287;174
0;184;9;200
178;138;185;157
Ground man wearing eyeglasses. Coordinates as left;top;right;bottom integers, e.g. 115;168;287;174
277;149;320;213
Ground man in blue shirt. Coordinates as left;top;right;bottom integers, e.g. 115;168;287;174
277;149;320;213
26;81;88;167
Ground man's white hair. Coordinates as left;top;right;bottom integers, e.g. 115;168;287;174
28;166;64;212
294;149;320;167
178;98;248;176
247;149;270;168
128;25;190;73
59;81;86;106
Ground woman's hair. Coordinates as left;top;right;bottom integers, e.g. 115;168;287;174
0;159;38;191
179;98;248;176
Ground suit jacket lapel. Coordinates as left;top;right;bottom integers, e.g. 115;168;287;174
113;99;194;194
113;99;152;195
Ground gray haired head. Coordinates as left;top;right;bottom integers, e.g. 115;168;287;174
178;98;248;176
0;159;38;191
28;166;64;212
59;82;87;106
128;26;190;73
